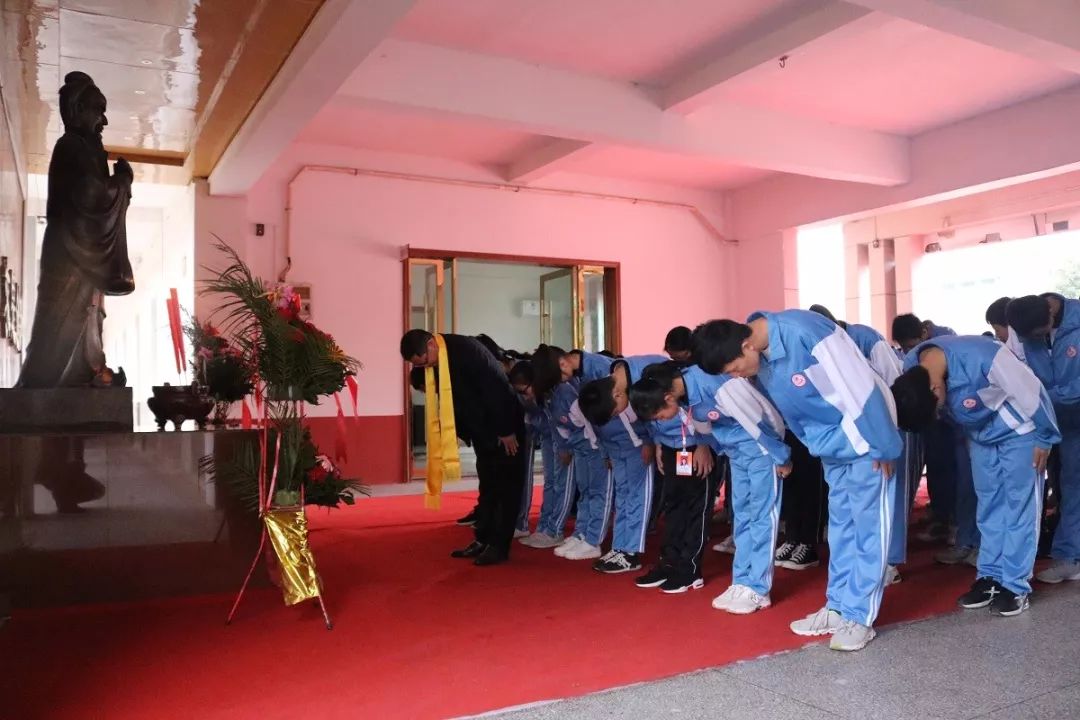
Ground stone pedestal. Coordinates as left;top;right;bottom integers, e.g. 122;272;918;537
0;388;133;433
0;429;265;608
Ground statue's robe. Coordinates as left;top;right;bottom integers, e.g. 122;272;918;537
17;132;133;388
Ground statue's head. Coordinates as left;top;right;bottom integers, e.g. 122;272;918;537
59;71;108;137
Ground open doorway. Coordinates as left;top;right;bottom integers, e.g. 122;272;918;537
402;249;619;482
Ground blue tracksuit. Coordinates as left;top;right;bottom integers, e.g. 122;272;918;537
750;310;902;627
906;336;1060;594
847;323;923;566
533;398;575;538
1018;293;1080;563
592;355;667;554
683;365;789;596
515;402;545;533
552;380;609;547
574;350;613;383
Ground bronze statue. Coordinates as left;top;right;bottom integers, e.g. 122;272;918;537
17;71;134;388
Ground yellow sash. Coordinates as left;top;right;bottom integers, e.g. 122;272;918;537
423;334;460;508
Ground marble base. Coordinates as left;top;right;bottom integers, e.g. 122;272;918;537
0;388;133;433
0;429;266;607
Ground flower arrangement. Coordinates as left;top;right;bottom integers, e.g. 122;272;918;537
200;240;365;510
184;316;254;406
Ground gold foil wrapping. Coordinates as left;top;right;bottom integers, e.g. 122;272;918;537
264;506;322;606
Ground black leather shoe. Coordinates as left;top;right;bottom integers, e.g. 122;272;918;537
473;546;507;566
450;541;486;559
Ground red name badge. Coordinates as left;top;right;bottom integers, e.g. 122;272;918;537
676;450;693;476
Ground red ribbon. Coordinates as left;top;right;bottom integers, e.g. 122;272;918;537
345;375;359;417
333;393;348;463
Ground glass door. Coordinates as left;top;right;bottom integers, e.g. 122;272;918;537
539;268;574;349
576;265;606;353
404;258;455;481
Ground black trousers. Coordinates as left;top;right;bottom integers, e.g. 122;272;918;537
780;431;827;546
473;438;529;556
658;445;719;580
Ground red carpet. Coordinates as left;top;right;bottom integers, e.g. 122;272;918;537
2;488;976;720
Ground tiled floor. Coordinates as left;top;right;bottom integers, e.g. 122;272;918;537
479;583;1080;720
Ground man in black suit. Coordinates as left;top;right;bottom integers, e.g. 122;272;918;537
401;329;527;565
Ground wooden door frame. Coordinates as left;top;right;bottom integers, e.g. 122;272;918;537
400;247;623;483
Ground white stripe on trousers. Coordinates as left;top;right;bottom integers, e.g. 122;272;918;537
597;466;614;544
867;471;891;626
636;464;654;552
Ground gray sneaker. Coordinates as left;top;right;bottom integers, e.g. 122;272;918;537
790;606;843;636
830;620;876;651
935;545;977;565
1036;560;1080;584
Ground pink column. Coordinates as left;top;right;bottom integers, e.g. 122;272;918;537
843;221;872;323
868;238;896;336
893;235;923;329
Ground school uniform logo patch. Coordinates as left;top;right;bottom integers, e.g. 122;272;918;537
791;373;807;387
707;410;720;421
962;398;977;409
1068;346;1078;358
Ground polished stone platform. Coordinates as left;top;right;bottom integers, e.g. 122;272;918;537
0;387;133;433
0;429;266;608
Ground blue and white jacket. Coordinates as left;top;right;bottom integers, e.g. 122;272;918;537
1018;293;1080;423
905;335;1060;449
573;350;612;383
589;354;667;457
550;379;593;454
750;309;902;463
682;365;790;465
846;323;903;385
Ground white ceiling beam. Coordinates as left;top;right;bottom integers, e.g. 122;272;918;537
847;0;1080;73
208;0;419;195
505;139;595;184
663;0;875;114
338;40;910;186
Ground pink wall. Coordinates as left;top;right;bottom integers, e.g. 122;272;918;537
285;169;729;416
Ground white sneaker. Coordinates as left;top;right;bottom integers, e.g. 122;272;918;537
713;584;771;614
564;541;603;560
521;532;563;548
1036;560;1080;584
885;565;902;585
553;536;582;557
790;606;843;636
712;534;736;554
513;529;530;539
830;620;876;651
935;545;977;565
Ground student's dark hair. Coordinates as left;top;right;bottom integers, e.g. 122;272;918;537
891;313;923;344
508;360;534;386
691;320;750;374
578;376;617;426
475;333;507;362
981;330;994;337
629;361;683;420
891;366;937;432
598;349;618;358
1006;295;1051;338
400;329;433;360
663;326;693;353
985;297;1011;326
808;304;847;330
531;344;567;400
409;366;426;392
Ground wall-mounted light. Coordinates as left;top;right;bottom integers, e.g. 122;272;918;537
925;241;942;253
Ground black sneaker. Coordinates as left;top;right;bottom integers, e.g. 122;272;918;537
635;567;670;588
774;541;795;566
456;510;478;526
958;577;1001;609
989;586;1029;617
660;576;705;594
778;543;819;570
593;551;642;574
